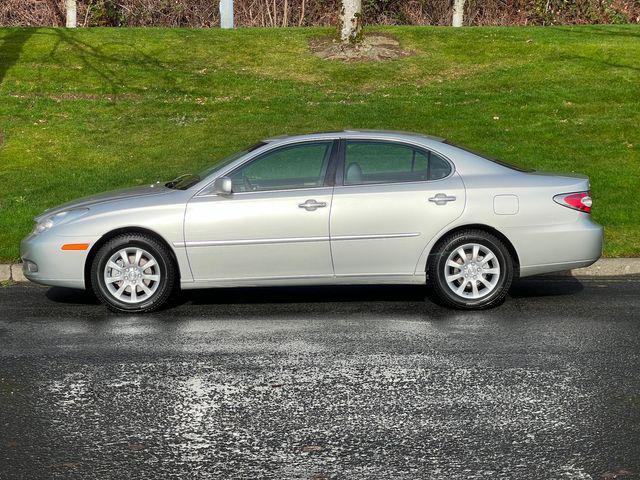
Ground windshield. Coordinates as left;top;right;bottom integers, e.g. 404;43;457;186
165;142;266;190
444;140;533;173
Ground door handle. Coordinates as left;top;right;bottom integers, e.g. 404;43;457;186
298;199;327;211
428;193;456;205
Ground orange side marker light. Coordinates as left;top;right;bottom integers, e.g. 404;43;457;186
61;243;90;251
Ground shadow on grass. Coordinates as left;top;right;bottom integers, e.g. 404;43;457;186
0;29;34;86
554;52;640;73
37;28;184;95
555;25;640;40
1;28;181;95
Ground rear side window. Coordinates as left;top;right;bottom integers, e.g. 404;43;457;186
343;141;452;186
429;154;451;181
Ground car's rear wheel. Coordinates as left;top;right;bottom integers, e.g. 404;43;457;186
91;233;176;313
428;229;514;309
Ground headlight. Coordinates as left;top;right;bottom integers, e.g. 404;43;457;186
33;209;89;235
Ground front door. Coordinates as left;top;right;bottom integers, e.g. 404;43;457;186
184;141;336;283
330;140;465;277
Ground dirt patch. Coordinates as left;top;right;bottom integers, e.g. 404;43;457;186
310;34;413;62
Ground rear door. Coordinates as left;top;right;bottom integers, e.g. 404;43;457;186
329;140;465;277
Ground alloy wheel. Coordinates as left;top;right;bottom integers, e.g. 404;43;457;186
103;247;161;304
443;243;501;300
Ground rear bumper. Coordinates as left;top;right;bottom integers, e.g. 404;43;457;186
20;232;98;289
507;215;604;278
519;258;600;277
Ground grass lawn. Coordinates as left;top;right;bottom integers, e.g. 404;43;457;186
0;25;638;261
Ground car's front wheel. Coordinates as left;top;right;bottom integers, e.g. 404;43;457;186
91;233;176;313
428;229;514;309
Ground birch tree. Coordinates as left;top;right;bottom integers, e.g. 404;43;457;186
452;0;465;27
339;0;362;43
220;0;234;29
66;0;77;28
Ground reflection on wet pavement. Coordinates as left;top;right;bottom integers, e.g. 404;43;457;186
1;278;639;479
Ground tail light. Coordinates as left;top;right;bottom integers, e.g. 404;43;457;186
553;191;592;214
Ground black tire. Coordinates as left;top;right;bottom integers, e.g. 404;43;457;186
91;233;177;313
427;229;514;310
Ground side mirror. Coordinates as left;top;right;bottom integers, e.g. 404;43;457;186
213;176;232;196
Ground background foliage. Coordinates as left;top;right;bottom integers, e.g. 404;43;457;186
0;25;638;260
1;0;639;27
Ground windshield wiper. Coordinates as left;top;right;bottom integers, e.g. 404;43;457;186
165;173;197;189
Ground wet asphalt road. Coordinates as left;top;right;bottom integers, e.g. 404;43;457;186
1;277;639;480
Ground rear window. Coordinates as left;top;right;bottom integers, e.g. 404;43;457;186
444;140;533;173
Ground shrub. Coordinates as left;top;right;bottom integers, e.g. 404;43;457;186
1;0;638;27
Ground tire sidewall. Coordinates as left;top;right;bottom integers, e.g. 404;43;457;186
93;238;170;312
434;234;512;308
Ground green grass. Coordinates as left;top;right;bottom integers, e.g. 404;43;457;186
0;25;638;260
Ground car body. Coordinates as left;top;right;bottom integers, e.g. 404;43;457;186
20;130;603;311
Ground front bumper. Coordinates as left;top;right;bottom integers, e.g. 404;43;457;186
20;232;99;289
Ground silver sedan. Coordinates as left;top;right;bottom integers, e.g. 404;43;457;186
20;130;603;311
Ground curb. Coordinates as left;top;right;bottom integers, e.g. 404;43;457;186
565;258;640;277
2;259;640;284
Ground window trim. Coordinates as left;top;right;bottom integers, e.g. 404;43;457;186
335;139;455;188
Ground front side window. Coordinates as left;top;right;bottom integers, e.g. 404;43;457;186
230;141;333;193
343;141;452;186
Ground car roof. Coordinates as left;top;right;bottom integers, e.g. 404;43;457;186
264;130;446;144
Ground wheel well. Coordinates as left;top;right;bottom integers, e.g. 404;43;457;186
428;224;520;277
84;227;180;291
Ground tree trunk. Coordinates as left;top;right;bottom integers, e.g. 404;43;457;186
65;0;77;28
220;0;234;29
339;0;362;43
452;0;465;27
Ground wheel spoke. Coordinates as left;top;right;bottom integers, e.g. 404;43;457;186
134;249;143;266
471;281;479;297
143;259;157;270
107;261;122;272
484;268;500;275
472;245;479;262
456;280;469;295
478;276;492;289
105;276;120;284
143;274;160;282
446;273;464;282
447;260;462;270
119;250;130;265
130;286;137;303
456;248;467;262
481;252;495;265
114;283;127;299
139;283;152;296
